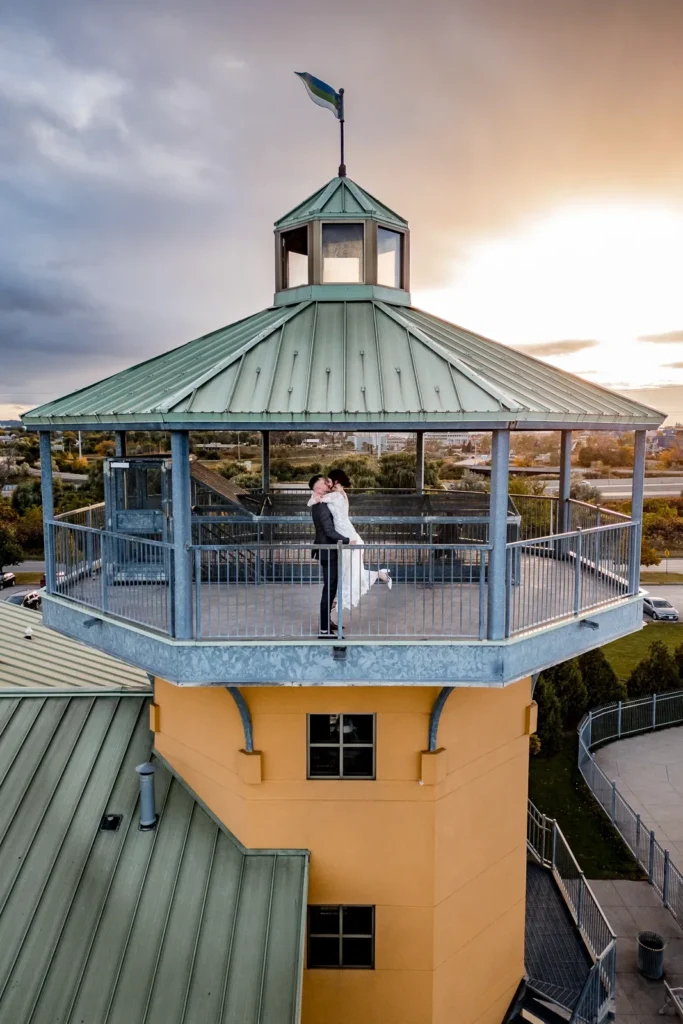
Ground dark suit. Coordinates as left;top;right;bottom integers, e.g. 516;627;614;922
311;501;349;634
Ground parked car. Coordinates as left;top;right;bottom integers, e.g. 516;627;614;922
6;590;42;611
0;572;16;588
643;597;679;621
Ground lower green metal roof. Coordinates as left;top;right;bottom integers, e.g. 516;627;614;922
23;300;664;430
0;693;308;1024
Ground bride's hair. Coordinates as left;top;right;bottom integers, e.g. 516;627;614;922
328;468;351;488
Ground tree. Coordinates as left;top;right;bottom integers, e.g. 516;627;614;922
628;640;679;699
578;649;627;708
15;506;45;555
534;676;563;757
570;480;603;504
376;453;440;489
641;540;660;567
0;524;23;572
673;643;683;684
544;659;588;727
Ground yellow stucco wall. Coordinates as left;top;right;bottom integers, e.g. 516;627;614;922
153;678;531;1024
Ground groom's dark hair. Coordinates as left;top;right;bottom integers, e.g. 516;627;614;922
308;473;325;490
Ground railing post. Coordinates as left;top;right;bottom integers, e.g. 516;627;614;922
664;850;671;907
336;541;344;639
171;431;193;640
39;432;55;592
617;701;622;738
487;429;510;640
652;693;657;730
551;821;557;869
629;429;646;594
478;552;486;640
415;431;425;496
541;813;547;864
610;781;617;823
577;877;584;930
648;830;655;883
636;813;642;863
574;529;583;614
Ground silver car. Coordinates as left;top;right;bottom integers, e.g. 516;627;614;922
643;597;679;621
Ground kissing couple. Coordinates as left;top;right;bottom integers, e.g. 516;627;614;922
308;469;392;639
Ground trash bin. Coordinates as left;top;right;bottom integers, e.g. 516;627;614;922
637;931;665;979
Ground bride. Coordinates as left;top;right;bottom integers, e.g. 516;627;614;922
308;469;392;610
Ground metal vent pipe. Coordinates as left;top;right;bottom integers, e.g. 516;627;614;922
136;762;157;830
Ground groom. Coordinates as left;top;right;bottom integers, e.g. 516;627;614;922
308;474;349;638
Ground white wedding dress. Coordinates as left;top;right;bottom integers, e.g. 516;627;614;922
308;491;387;610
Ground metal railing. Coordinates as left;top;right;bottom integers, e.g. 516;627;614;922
527;801;616;1023
506;521;636;637
192;542;488;640
579;691;683;929
50;521;174;635
512;494;559;540
54;502;106;529
568;499;631;532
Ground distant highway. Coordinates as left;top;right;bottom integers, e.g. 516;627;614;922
545;477;683;499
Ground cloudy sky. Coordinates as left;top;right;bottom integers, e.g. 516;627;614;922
3;0;683;419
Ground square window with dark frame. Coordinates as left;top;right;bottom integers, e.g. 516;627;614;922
307;714;375;779
307;905;375;969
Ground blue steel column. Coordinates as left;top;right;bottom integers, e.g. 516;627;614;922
487;429;510;639
558;430;572;534
629;429;646;594
114;431;126;457
171;431;193;639
415;431;425;495
39;432;55;592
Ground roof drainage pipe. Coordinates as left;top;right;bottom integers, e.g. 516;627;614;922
136;762;157;830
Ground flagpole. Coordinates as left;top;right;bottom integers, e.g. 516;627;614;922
338;87;346;177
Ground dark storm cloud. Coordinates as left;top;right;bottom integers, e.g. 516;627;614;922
638;330;683;343
0;267;89;316
3;0;683;410
514;339;599;357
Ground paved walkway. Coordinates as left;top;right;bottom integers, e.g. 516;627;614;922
595;728;683;867
589;880;683;1022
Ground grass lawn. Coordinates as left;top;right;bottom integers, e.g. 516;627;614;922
529;735;645;879
601;621;683;681
12;573;42;585
641;571;683;584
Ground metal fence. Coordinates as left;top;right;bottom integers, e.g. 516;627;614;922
506;521;635;637
54;502;106;529
192;542;488;640
527;801;616;1023
579;691;683;929
568;499;631;532
512;494;559;540
50;521;174;635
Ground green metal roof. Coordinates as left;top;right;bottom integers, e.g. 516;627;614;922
24;301;664;430
0;693;308;1024
0;601;150;691
274;176;408;231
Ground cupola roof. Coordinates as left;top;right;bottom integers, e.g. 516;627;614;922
274;176;407;231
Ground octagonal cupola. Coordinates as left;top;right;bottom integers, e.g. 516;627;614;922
273;176;411;306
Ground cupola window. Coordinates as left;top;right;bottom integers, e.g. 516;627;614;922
322;223;364;283
281;226;309;288
377;227;403;289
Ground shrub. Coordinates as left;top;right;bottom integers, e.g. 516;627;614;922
628;640;679;698
543;659;588;728
529;734;542;756
578;649;627;708
534;676;563;757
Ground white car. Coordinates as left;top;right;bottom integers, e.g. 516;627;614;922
643;597;679;621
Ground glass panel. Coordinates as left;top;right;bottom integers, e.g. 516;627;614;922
377;227;402;288
342;714;373;744
282;227;309;288
342;747;374;778
309;746;341;777
309;905;341;934
342;906;373;935
308;936;340;968
310;714;340;744
322;224;364;282
342;937;373;968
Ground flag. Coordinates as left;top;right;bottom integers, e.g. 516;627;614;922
295;72;342;119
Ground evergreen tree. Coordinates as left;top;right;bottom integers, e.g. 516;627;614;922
578;649;627;708
545;659;588;728
673;644;683;686
0;524;23;572
534;676;563;757
628;640;679;699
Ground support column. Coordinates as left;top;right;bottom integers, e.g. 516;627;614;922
415;430;425;495
558;430;572;533
170;431;193;639
629;429;646;593
39;432;55;591
487;429;510;640
261;431;271;493
114;431;127;457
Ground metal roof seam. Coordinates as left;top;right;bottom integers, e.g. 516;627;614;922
405;329;425;412
255;855;278;1023
264;325;285;412
303;304;319;412
372;304;386;412
217;853;247;1022
0;697;72;826
177;826;220;1024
